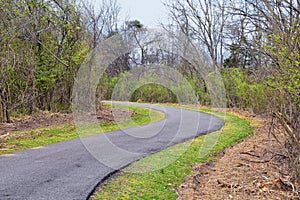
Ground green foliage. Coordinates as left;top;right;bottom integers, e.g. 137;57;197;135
266;32;300;104
126;20;144;30
264;30;300;183
223;42;254;69
99;70;200;104
221;68;272;113
97;74;119;100
131;83;178;103
186;75;211;105
0;0;94;119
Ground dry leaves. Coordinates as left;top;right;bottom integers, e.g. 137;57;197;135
177;114;298;200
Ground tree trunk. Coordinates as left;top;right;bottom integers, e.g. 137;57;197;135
0;87;11;123
0;92;3;123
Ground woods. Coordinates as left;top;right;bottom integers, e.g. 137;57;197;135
165;0;300;190
0;0;119;122
0;0;299;193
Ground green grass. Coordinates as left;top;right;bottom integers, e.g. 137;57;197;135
91;106;253;200
0;105;165;155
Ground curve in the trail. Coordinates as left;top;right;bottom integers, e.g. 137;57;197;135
0;103;224;200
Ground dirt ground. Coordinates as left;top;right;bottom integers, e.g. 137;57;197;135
176;112;298;200
0;106;133;135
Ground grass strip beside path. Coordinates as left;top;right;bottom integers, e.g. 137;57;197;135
91;106;253;200
0;105;165;155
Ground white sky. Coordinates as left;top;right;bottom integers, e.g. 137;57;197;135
117;0;169;28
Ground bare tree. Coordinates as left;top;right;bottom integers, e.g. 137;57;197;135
229;0;300;189
164;0;228;70
82;0;120;49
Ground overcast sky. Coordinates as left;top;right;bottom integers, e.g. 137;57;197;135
117;0;169;28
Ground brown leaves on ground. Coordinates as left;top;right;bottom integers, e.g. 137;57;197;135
176;113;298;200
0;112;73;136
0;106;133;136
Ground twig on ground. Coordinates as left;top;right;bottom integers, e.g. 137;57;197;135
240;151;261;158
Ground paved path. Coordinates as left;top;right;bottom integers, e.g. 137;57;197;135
0;103;224;200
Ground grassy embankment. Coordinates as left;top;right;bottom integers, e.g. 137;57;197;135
91;105;253;200
0;105;165;155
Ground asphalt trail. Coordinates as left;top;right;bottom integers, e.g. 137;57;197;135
0;103;224;200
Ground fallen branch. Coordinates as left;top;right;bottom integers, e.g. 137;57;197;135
239;156;271;164
259;178;294;191
240;151;261;158
217;179;239;189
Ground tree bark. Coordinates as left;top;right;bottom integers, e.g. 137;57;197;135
0;87;11;123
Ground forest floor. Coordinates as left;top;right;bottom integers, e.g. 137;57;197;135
177;110;297;200
0;106;132;136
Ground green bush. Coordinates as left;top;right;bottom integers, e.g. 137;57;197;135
131;83;178;103
97;69;274;114
221;68;272;113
